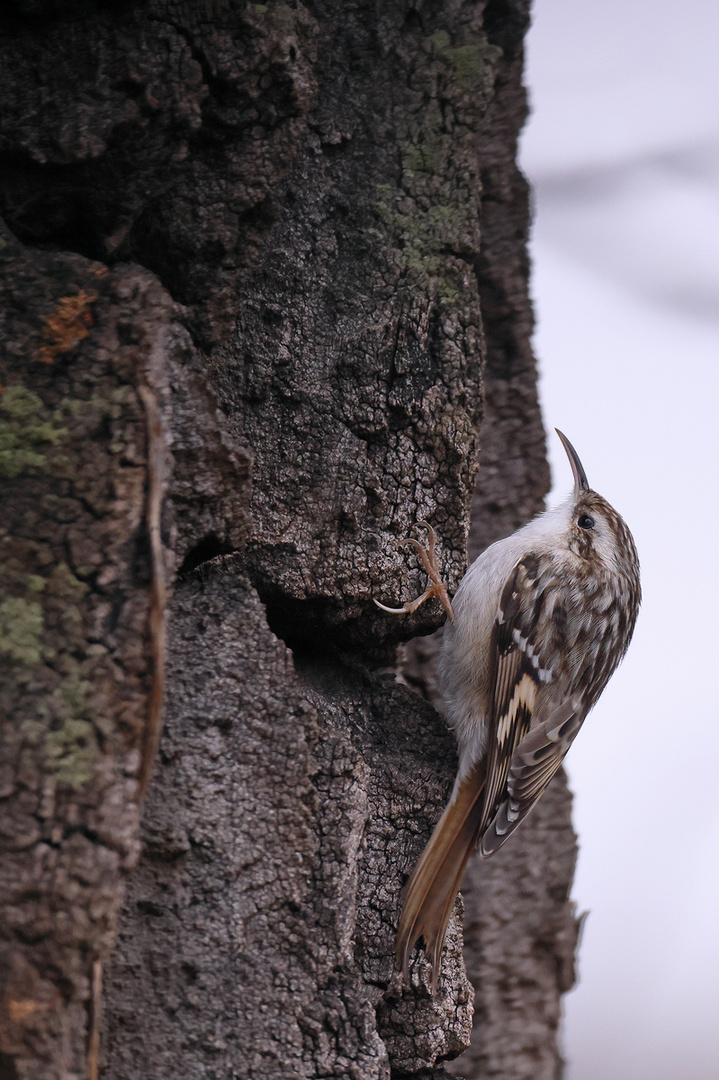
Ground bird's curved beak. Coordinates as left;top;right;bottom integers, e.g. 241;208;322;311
555;429;589;495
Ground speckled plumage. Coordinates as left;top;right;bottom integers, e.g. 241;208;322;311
389;432;641;991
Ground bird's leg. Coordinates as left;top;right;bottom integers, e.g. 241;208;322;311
374;521;455;622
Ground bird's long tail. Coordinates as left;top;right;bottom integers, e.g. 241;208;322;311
396;762;487;993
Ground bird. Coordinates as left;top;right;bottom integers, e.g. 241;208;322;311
375;430;641;992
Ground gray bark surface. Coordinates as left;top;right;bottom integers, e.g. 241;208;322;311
0;1;579;1078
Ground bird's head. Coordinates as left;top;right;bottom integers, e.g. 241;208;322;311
555;429;639;581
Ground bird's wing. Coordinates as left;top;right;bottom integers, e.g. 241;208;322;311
478;553;582;855
480;701;583;855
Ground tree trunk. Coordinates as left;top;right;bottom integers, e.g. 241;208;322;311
0;2;579;1078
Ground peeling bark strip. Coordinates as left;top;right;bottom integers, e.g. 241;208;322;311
0;0;578;1078
134;384;168;800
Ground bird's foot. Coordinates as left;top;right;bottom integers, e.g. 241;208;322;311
374;521;455;622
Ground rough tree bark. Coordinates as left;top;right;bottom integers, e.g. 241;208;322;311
0;2;579;1079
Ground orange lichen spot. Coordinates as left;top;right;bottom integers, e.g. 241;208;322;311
6;998;38;1023
36;289;98;365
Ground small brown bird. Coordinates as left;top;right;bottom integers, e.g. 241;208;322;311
376;431;641;991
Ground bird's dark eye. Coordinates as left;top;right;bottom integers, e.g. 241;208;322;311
578;514;595;530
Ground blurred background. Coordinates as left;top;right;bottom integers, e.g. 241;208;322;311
519;1;719;1077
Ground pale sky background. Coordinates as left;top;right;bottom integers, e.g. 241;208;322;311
519;2;719;1078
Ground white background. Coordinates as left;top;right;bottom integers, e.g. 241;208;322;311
520;2;719;1077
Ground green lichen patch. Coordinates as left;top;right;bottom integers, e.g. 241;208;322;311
429;29;451;51
429;28;502;88
2;385;44;420
0;596;48;665
0;383;68;479
375;186;470;305
44;673;98;786
373;25;499;308
0;558;89;684
0;561;87;642
16;668;101;790
45;716;98;790
42;667;100;790
403;136;444;177
47;560;88;600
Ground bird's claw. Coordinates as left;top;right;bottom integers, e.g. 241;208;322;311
374;521;455;622
373;598;415;616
